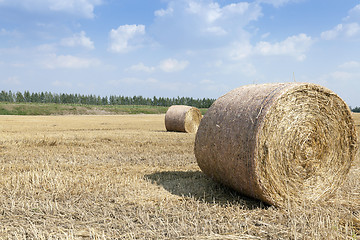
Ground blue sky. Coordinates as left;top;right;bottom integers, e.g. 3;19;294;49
1;0;360;106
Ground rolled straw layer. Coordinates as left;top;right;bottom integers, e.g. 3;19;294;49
194;83;358;206
165;105;202;133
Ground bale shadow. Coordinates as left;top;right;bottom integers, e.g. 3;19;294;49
152;130;168;133
144;170;268;209
152;130;190;134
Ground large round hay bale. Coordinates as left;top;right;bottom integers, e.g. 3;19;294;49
165;105;202;133
194;83;358;206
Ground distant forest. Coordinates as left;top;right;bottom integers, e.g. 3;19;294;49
352;106;360;113
0;90;359;112
0;90;216;109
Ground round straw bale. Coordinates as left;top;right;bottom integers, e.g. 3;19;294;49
165;105;202;133
194;83;358;206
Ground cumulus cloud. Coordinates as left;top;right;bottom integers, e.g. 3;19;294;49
108;77;159;87
254;33;313;61
229;41;253;60
154;7;174;17
127;59;189;73
158;58;189;72
49;0;102;18
321;4;360;40
186;1;261;27
321;23;360;40
345;22;360;37
1;76;21;85
60;31;94;49
329;71;353;81
319;60;360;88
261;32;271;39
321;24;343;40
43;54;100;69
344;4;360;21
205;26;227;35
339;61;360;69
256;0;300;7
0;0;103;18
186;1;222;23
52;80;73;87
0;28;21;38
108;24;146;53
36;44;57;52
127;62;155;73
229;33;313;61
151;0;262;48
199;79;230;93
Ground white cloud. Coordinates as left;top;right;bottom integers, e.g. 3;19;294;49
321;3;360;41
321;4;360;40
152;0;262;48
108;24;146;53
36;44;57;52
339;61;360;69
127;62;155;73
261;32;270;39
200;79;215;84
329;71;353;81
317;60;360;90
256;0;298;7
43;54;101;69
126;59;189;73
199;78;230;93
185;1;261;24
344;4;360;21
10;63;25;68
60;31;94;49
205;26;227;35
232;62;257;76
186;1;222;23
321;24;343;40
49;0;102;18
108;77;159;86
345;22;360;37
0;0;103;18
154;7;174;17
1;76;21;85
321;23;360;40
0;28;21;38
158;58;189;72
229;41;253;60
228;33;312;61
319;67;360;87
254;33;313;61
52;80;73;87
349;4;360;14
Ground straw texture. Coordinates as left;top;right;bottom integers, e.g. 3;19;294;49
165;105;202;133
194;83;358;206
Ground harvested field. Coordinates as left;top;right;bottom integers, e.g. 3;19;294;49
0;114;359;239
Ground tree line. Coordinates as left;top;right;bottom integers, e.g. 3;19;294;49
1;90;359;111
0;90;216;109
352;106;360;113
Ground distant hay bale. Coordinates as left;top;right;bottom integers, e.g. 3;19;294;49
165;105;202;133
194;83;358;206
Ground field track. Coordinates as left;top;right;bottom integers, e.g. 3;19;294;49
0;113;359;239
